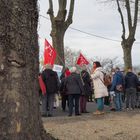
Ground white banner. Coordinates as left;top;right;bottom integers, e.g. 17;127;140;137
53;64;63;73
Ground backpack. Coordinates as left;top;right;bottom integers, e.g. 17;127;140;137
103;74;112;87
45;71;58;93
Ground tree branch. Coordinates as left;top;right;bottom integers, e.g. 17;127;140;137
116;0;126;40
125;0;132;31
56;0;67;21
47;0;54;22
133;0;139;32
65;0;75;29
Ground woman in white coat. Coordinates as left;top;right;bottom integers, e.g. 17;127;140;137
91;61;108;115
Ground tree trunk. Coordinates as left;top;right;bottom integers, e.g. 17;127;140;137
51;25;65;66
48;0;75;67
122;40;133;71
0;1;55;140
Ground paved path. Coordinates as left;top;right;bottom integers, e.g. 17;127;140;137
43;101;140;140
49;101;109;117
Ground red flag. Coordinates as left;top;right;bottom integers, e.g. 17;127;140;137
44;39;56;65
38;75;46;95
76;53;89;66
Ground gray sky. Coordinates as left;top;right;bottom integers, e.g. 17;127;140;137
38;0;140;66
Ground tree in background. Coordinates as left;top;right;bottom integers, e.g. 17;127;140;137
91;56;122;73
47;0;75;66
115;0;139;70
0;1;55;140
64;47;122;73
64;46;80;68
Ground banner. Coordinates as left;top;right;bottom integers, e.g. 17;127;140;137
53;64;63;73
44;39;56;65
76;53;89;66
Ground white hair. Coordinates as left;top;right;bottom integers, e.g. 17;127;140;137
70;67;77;73
44;64;52;70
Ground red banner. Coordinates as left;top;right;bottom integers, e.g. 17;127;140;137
38;75;46;95
76;53;89;66
44;39;56;65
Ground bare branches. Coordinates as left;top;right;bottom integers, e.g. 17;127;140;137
47;0;54;22
65;0;75;29
116;0;126;40
58;0;67;11
125;0;133;31
56;0;67;21
47;0;75;30
133;0;139;32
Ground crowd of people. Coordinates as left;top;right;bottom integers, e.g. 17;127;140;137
38;62;140;117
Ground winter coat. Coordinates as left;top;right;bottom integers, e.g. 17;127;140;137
137;77;140;92
91;67;108;99
42;69;59;94
125;72;138;89
110;71;124;92
81;70;92;96
64;72;84;95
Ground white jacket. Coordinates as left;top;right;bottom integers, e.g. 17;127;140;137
91;67;108;99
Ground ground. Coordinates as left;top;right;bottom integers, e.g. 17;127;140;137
43;102;140;140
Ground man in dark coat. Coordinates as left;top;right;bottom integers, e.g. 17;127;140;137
136;72;140;108
41;64;59;117
64;67;84;116
125;68;138;110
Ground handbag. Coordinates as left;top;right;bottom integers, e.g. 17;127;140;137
116;84;123;92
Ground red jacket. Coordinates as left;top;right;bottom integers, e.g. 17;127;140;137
65;70;71;77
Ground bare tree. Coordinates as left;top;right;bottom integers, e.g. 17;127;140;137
47;0;75;66
0;0;55;140
91;56;122;73
115;0;139;70
64;46;80;68
100;0;139;70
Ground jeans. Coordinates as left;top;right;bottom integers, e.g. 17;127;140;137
47;94;55;115
68;94;80;115
114;92;123;111
97;98;104;111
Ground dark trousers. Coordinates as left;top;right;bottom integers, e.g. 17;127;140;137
68;94;80;115
80;96;87;113
136;92;140;107
126;88;136;109
61;95;68;111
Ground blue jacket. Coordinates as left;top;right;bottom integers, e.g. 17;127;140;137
110;71;124;91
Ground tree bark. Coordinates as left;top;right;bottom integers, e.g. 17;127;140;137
122;42;132;70
48;0;75;66
51;24;65;66
0;1;55;140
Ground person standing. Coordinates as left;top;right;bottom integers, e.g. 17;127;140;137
60;67;71;111
64;67;84;116
80;69;92;113
125;68;138;110
136;72;140;108
110;67;124;111
41;64;59;117
109;69;116;111
91;61;108;115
